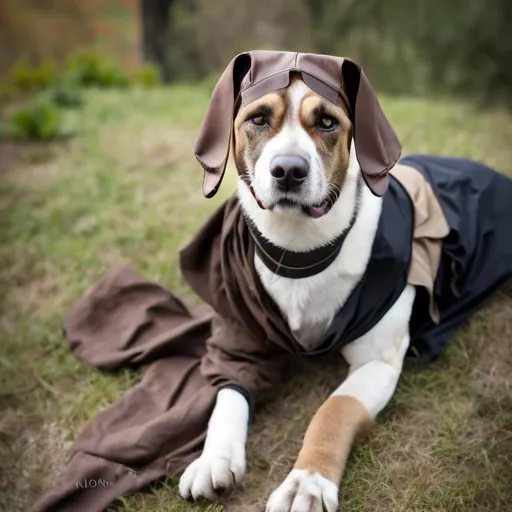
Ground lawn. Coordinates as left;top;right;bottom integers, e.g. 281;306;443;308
1;84;511;512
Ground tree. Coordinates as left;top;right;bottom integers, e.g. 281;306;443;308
140;0;174;82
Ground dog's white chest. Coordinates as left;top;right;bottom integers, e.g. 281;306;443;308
255;256;360;350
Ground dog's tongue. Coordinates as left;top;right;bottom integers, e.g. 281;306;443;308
308;203;329;218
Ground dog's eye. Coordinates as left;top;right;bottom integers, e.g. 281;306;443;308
249;114;267;127
318;116;339;131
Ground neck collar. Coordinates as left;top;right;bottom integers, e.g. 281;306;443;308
246;177;363;279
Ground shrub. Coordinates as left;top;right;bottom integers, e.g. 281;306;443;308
65;52;130;88
7;57;57;92
7;97;76;141
0;51;159;140
42;80;84;108
1;52;160;106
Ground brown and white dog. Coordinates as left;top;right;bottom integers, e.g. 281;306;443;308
179;56;416;511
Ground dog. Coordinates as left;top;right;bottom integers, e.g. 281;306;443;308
177;51;512;512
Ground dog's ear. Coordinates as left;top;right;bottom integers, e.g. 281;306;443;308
194;53;252;198
341;59;401;196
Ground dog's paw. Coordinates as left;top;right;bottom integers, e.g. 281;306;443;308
265;469;339;512
178;440;246;501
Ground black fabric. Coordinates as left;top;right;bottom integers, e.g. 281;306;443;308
401;155;512;360
303;174;415;356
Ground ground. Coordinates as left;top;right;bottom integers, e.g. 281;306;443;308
1;85;511;512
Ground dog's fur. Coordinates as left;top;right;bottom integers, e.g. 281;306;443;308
179;77;416;511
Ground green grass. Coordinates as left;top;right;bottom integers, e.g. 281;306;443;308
1;85;511;512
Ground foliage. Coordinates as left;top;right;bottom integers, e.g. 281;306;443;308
0;51;161;140
42;80;84;109
64;52;130;88
0;51;161;105
8;57;58;91
166;0;512;105
1;58;58;101
5;96;76;141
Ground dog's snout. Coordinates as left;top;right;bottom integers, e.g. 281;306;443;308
270;155;310;191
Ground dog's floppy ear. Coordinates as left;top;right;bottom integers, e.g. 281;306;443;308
194;53;252;198
342;59;401;196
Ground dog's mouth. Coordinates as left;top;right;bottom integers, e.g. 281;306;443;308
273;197;333;219
247;180;334;219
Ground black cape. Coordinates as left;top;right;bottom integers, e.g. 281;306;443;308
312;155;512;361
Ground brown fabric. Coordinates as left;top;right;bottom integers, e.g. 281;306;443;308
195;50;401;198
30;197;298;512
30;168;450;512
391;164;450;323
30;268;217;511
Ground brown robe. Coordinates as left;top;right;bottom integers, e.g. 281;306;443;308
29;196;290;512
29;165;448;512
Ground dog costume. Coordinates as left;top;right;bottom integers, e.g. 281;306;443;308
31;52;512;512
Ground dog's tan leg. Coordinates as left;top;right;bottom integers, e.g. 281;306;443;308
294;394;374;484
265;285;415;512
265;359;404;512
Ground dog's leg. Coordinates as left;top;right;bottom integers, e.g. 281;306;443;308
265;285;416;512
179;387;248;500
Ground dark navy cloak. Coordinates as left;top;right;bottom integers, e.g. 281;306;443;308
313;155;512;361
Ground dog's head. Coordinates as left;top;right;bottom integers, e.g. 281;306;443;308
194;51;401;218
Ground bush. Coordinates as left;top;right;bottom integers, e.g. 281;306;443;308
7;57;57;92
0;51;159;140
65;52;130;88
42;80;84;108
1;51;160;106
7;97;76;141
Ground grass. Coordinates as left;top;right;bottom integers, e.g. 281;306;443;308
1;84;511;512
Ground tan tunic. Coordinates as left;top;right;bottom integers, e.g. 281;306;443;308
391;164;450;323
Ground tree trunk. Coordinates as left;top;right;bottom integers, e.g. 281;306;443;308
140;0;174;83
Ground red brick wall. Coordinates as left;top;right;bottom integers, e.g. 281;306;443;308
0;0;141;75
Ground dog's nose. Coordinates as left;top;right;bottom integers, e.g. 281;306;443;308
270;155;310;191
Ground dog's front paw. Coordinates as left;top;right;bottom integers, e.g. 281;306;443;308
178;440;246;501
265;469;339;512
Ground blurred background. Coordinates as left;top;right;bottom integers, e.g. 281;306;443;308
2;3;512;512
1;0;511;103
